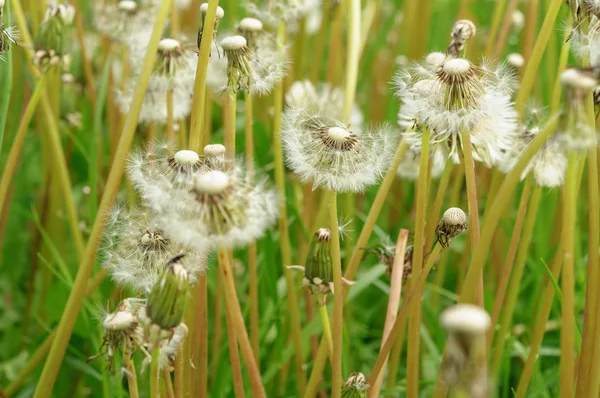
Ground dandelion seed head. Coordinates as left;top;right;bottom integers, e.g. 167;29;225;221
441;304;490;335
425;51;446;70
118;0;138;13
239;17;264;33
194;170;231;194
436;207;467;248
507;53;525;69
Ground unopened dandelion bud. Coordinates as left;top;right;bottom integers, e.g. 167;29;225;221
507;53;525;70
238;17;264;50
198;3;225;52
440;304;490;398
203;144;226;170
221;35;253;93
435;207;467;248
447;19;476;57
146;255;189;331
34;2;74;69
341;372;369;398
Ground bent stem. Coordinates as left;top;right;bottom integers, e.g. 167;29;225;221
318;304;334;360
406;128;430;398
31;2;174;396
490;181;541;376
217;247;265;397
329;190;344;398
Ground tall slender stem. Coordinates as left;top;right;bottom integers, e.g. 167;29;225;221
150;346;161;398
425;161;454;248
272;22;307;393
188;0;220;151
31;2;173;395
195;275;209;398
225;306;246;397
124;352;140;398
329;190;343;398
167;90;175;144
407;128;430;397
318;304;334;360
217;247;265;397
560;152;579;397
224;93;236;161
164;369;175;398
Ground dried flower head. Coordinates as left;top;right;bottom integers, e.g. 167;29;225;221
289;228;354;306
447;19;476;57
436;207;468;248
282;109;398;192
396;55;518;166
154;166;279;250
198;3;225;50
87;298;145;369
440;304;491;398
116;38;197;124
341;372;369;398
33;2;75;69
102;205;207;292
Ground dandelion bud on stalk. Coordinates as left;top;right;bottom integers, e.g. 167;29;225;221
435;207;468;248
146;256;189;333
33;2;75;69
221;35;253;93
440;304;491;398
198;3;225;52
341;372;369;398
446;19;476;57
238;17;264;50
203;144;226;170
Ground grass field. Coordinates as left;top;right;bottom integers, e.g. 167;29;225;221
0;0;598;397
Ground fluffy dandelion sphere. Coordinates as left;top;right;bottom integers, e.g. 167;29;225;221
435;207;468;248
158;38;181;52
442;207;467;227
239;17;264;32
441;304;491;334
425;51;446;69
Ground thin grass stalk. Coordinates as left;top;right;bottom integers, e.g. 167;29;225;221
309;0;331;82
587;162;600;396
151;347;161;398
210;275;224;383
489;181;541;375
491;0;520;59
175;314;187;397
326;3;345;85
193;275;209;397
369;229;410;398
522;0;539;61
225;307;246;397
406;127;430;397
164;369;175;398
31;2;173;395
167;90;175;145
515;239;565;397
224;93;236;161
217;247;265;396
124;352;140;398
318;304;334;360
384;312;408;396
484;0;507;57
486;177;533;351
367;243;443;386
514;0;564;114
202;90;213;148
0;76;46;216
71;0;97;108
560;152;579;397
425;161;454;248
272;21;307;393
460;129;482;305
345;140;408;279
188;0;220;151
304;340;329;398
550;16;572;114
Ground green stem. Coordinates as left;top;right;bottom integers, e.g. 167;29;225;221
167;89;175;145
514;0;564;115
318;304;334;360
406;128;430;397
0;75;46;216
164;369;175;398
32;2;173;396
367;243;443;386
329;190;344;398
224;92;236;162
188;0;220;151
425;161;454;248
490;181;541;376
560;152;579;397
218;248;265;397
150;346;161;398
195;275;209;398
272;22;307;393
225;305;246;397
124;352;140;398
304;340;329;398
484;0;506;57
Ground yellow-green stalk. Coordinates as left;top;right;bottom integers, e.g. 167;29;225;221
31;2;173;395
225;308;246;397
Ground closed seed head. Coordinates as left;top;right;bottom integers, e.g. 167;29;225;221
435;207;468;248
441;304;491;335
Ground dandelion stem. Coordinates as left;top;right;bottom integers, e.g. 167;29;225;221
224;93;236;161
272;21;307;393
217;247;265;397
514;0;563;115
225;306;246;397
369;229;410;398
318;304;334;360
487;177;533;352
164;369;175;398
489;180;541;376
194;275;209;398
559;151;579;397
367;243;443;386
425;161;454;248
484;0;506;57
0;74;46;217
124;352;139;398
304;339;329;398
189;0;220;151
150;346;161;398
407;127;430;398
167;90;175;145
31;2;173;395
491;0;520;59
